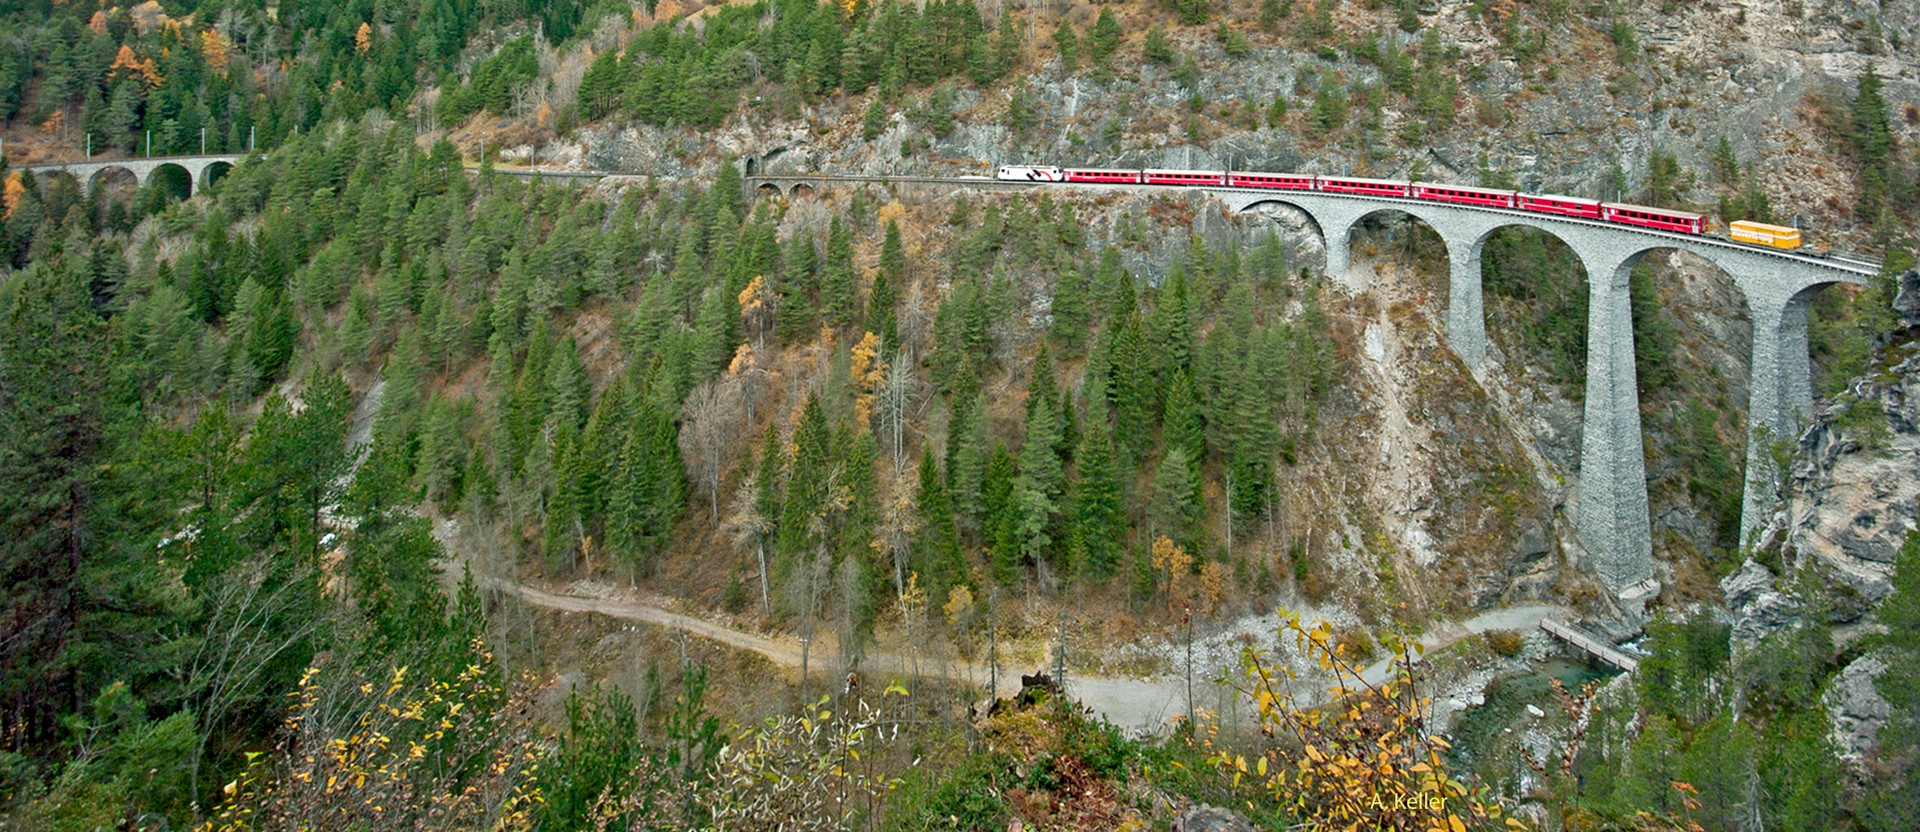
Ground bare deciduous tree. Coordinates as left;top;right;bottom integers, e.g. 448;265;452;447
179;557;325;798
722;473;773;618
679;377;742;524
878;347;914;469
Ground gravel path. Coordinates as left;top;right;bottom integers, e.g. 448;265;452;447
480;567;1565;736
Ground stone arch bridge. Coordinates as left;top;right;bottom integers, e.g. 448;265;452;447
13;153;246;197
747;173;1880;603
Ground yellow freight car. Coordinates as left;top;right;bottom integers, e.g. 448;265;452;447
1729;220;1802;250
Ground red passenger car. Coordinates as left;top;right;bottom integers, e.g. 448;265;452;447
1316;176;1410;197
1065;168;1143;184
1227;172;1316;190
1601;203;1710;234
1519;194;1603;220
1144;169;1227;186
1412;182;1516;209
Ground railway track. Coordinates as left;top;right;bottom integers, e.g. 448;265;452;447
457;166;1886;274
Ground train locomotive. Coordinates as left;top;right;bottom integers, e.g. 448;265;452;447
994;165;1774;246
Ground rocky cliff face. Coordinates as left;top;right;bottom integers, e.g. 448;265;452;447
1754;269;1920;609
1733;269;1918;764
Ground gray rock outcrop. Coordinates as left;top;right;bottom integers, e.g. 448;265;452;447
1825;655;1892;765
1170;805;1256;832
1722;559;1803;645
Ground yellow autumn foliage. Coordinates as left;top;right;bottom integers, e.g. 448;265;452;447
849;331;886;433
1220;613;1520;832
2;174;25;221
201;28;231;74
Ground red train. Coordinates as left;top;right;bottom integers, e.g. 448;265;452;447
994;165;1711;236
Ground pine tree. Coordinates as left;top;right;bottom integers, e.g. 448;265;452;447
548;337;589;430
1110;310;1158;466
544;423;585;569
870;221;902;350
778;232;819;343
862;98;887;141
947;390;989;532
1865;530;1920;831
713;157;745;221
1051;262;1090;351
1052;19;1079;71
0;259;108;745
912;449;965;597
1163;370;1205;485
1170;0;1210;25
1150;268;1194;377
1071;394;1124;580
1088;9;1123;66
1150;447;1198;544
1144;24;1174;65
778;396;833;565
1261;0;1286;31
983;444;1019;585
994;12;1023;78
1013;385;1064;568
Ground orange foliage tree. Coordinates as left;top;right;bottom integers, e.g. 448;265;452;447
201;29;232;75
2;174;25;221
849;331;886;433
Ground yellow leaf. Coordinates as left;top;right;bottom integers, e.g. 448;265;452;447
1257;756;1268;776
1449;816;1467;832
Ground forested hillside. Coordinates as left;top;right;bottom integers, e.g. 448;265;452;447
4;1;1920;830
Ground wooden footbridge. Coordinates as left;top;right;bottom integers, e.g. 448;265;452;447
1540;619;1640;673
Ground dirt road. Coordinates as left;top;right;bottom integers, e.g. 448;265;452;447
485;577;810;667
481;570;1567;736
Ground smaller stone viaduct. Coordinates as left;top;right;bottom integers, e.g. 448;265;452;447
13;153;246;197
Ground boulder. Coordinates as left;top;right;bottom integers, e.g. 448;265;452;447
1171;805;1257;832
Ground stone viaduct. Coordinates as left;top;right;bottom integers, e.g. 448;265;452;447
1204;188;1878;600
749;173;1878;602
13;153;246;197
